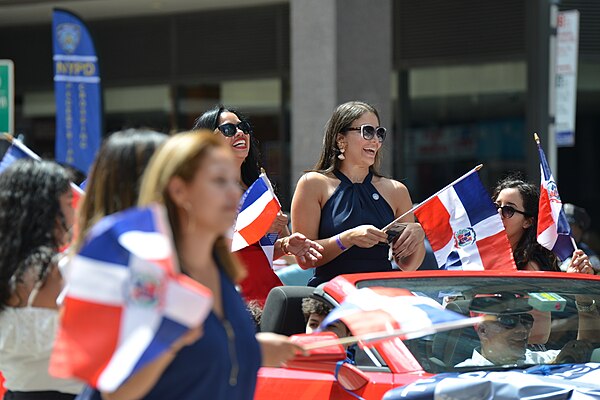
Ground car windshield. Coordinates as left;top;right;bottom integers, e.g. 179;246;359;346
356;275;600;373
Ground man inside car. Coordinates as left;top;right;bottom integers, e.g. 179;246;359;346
455;293;560;367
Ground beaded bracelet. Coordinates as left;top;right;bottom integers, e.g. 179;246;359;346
335;234;348;251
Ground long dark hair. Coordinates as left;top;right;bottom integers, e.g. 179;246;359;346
0;160;71;309
192;105;262;188
492;176;559;271
312;101;383;176
75;129;168;251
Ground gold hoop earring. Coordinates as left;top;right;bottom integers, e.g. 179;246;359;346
183;202;196;234
337;146;346;160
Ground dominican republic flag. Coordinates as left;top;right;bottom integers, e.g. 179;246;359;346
0;134;84;208
413;169;516;270
231;172;281;252
319;287;477;343
384;363;600;399
536;136;575;261
49;204;213;392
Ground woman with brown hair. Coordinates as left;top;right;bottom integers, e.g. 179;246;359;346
74;129;168;250
292;101;426;286
87;131;300;400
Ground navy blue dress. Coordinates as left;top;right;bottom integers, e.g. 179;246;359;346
77;266;261;400
308;170;395;287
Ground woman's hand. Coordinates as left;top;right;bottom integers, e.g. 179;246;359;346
282;232;324;266
567;249;594;275
256;332;305;367
347;225;388;248
268;212;289;235
391;222;425;260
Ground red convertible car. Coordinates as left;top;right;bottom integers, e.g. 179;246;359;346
254;270;600;399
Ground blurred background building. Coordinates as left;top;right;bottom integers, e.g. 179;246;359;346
0;0;599;235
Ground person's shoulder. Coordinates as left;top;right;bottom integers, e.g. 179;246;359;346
298;171;334;189
374;176;408;192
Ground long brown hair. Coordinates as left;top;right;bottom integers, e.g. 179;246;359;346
74;129;167;251
138;131;245;283
312;101;383;176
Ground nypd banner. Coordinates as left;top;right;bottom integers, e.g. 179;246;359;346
52;8;102;174
384;363;600;400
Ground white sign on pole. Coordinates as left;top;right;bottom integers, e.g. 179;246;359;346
555;10;579;147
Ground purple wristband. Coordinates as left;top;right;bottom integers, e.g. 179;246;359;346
335;234;347;251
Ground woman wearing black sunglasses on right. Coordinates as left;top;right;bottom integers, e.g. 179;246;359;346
292;101;425;287
492;176;591;272
193;106;323;305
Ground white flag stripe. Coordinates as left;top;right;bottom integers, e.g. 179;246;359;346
231;233;250;252
472;213;505;240
97;324;157;392
67;256;129;305
235;189;274;231
164;279;213;327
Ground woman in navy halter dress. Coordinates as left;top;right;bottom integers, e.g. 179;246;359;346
291;101;426;286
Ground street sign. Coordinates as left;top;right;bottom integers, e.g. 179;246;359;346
555;10;579;147
0;60;14;134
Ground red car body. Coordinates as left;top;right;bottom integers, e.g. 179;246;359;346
254;270;600;399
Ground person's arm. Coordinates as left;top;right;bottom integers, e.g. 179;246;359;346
101;327;202;400
256;332;304;367
291;173;387;269
564;255;600;341
388;180;425;271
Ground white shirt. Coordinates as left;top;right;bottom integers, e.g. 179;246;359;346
0;307;83;394
455;348;560;368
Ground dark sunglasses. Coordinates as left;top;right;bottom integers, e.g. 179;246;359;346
495;204;530;219
217;121;252;137
496;313;534;329
346;124;387;143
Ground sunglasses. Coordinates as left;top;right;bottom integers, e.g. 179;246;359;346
495;204;530;219
496;313;534;329
346;124;387;143
217;121;252;137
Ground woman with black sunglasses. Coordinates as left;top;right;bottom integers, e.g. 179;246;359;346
193;106;323;305
492;176;591;272
291;101;426;287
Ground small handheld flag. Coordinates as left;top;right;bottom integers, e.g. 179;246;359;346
231;172;281;252
0;134;84;209
387;166;516;270
305;287;483;350
49;204;213;392
535;134;575;261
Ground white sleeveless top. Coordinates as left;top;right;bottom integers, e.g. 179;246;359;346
0;306;83;394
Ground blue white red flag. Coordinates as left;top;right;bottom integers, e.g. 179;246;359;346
319;287;473;342
49;204;213;392
0;135;84;208
0;135;41;174
231;172;281;252
412;169;516;270
535;135;575;261
383;363;600;399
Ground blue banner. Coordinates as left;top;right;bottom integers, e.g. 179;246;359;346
52;8;102;174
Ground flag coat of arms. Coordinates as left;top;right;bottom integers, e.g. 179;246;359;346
231;172;281;252
49;204;213;392
320;287;471;342
413;170;516;270
536;135;575;261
